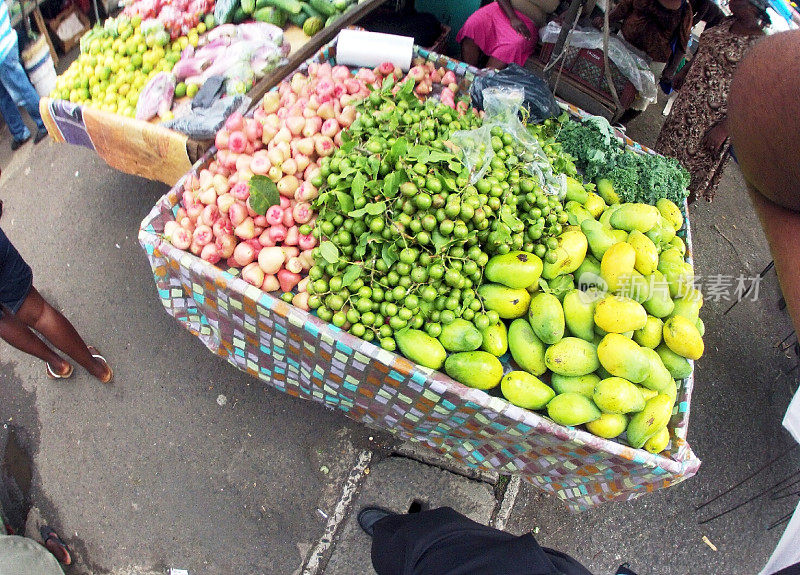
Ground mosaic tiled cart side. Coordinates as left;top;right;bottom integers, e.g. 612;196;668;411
139;44;701;513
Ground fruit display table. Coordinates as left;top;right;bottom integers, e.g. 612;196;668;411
39;0;388;186
139;38;701;512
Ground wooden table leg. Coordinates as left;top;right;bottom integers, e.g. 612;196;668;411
32;7;58;66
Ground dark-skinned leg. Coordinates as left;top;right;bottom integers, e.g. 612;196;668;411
485;56;508;70
15;287;111;381
460;37;483;67
0;306;71;376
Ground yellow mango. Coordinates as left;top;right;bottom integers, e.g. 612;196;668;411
566;200;594;225
546;393;601;426
563;288;601;341
627;230;659;276
644;427;671;454
656;198;684;232
500;371;555;410
542;228;588;279
586;412;629;438
485;251;543;289
550;373;600;397
478;284;531;319
596;178;620;205
609;203;661;233
545;337;600;376
597;333;650;383
669;236;686;256
444;351;504;390
593;377;646;414
669;288;703;322
528;292;565;345
636;385;659;400
626;393;676;448
480;321;508;357
594;295;648;333
642;270;675;318
663;316;704;360
601;242;636;293
633;315;664;349
584;192;607;218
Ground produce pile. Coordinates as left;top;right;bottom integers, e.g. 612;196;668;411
53;15;210;116
553;115;691;206
164;55;702;453
168;59;470;310
123;0;215;38
214;0;358;35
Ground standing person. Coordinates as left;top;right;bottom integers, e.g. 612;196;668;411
0;203;113;382
592;0;693;118
0;0;48;151
458;1;551;69
358;505;597;575
655;0;768;202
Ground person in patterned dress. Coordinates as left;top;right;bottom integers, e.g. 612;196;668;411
655;0;769;202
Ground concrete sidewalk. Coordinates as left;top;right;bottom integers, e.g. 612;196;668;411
0;94;797;575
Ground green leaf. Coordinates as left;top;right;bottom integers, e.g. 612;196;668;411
319;241;340;264
388;137;408;163
354;233;376;259
431;230;449;251
383;170;406;197
335;192;354;213
248;175;280;215
381;74;395;93
381;242;398;268
342;264;362;287
397;78;415;98
567;212;579;226
348;202;386;219
351;172;366;201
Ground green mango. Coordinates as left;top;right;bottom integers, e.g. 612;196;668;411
627;230;659;276
596;178;620;205
444;351;504;390
528;292;565;345
669;236;687;256
581;218;620;260
565;176;589;203
480;321;508;357
597;333;650;383
642;270;675;318
438;318;483;352
565;200;594;225
542;228;588;279
645;224;663;247
638;347;674;392
500;371;555;410
655;343;693;380
599;203;621;227
547;393;601;426
396;329;447;370
636;385;659;401
574;255;603;289
545;337;600;376
656;198;684;232
545;274;575;302
508;319;547;376
658;216;676;244
696;317;705;337
595;364;614;380
659;248;685;265
563;288;600;341
658;259;695;299
550;373;600;397
485;251;543;289
644;427;671;454
586;412;628;438
609;203;661;233
626;393;675;448
669;289;703;322
584;192;607;218
478;284;531;319
617;270;652;304
633;315;664;349
593;377;646;414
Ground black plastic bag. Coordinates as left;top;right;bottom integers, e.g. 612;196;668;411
470;64;560;123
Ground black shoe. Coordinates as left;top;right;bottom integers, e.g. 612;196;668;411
10;135;30;150
33;127;48;144
357;506;396;537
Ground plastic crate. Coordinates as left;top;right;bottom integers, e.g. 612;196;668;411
539;42;638;109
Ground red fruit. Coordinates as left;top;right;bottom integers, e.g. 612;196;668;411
231;181;250;201
225;112;244;132
228;131;247;154
277;269;302;292
201;243;221;264
216;234;237;258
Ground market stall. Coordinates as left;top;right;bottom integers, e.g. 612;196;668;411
139;34;703;512
39;0;389;185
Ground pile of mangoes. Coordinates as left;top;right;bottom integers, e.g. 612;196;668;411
395;182;703;454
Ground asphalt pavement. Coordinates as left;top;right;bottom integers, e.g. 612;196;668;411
0;92;797;575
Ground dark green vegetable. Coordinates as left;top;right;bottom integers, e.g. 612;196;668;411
264;0;303;14
308;0;337;16
240;0;255;14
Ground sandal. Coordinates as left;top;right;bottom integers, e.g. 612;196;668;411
40;526;72;566
46;362;74;380
87;346;113;383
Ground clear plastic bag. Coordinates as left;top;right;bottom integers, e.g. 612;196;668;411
136;72;176;121
539;22;657;104
449;125;495;184
482;87;566;198
469;64;560;123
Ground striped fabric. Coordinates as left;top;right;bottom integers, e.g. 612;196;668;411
0;1;19;64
